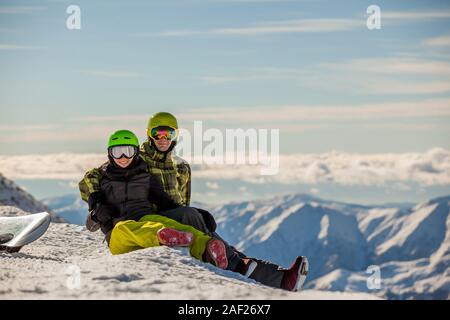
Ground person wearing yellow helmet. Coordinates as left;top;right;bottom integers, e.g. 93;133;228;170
79;114;309;291
147;112;179;154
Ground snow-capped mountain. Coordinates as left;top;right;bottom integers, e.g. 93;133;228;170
212;193;450;299
43;194;88;225
0;173;64;222
360;196;450;264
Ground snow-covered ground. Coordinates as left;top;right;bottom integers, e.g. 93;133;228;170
0;221;379;300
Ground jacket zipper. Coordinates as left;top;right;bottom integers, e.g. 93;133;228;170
123;173;129;215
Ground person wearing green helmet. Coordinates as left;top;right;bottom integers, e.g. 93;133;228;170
79;114;309;291
107;129;140;168
86;129;229;269
80;112;189;207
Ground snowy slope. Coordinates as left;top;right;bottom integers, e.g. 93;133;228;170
0;207;379;300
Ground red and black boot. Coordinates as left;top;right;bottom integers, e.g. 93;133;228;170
205;239;228;270
235;258;258;277
157;228;194;247
281;256;309;292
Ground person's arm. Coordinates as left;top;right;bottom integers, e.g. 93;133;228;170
178;163;191;206
78;164;106;203
149;176;180;212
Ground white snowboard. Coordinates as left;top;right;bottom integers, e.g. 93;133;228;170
0;212;51;252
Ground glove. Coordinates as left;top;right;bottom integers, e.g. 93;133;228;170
195;208;217;233
92;204;118;224
86;191;107;232
86;212;100;232
87;191;106;211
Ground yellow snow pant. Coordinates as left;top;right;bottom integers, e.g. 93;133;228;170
108;214;212;261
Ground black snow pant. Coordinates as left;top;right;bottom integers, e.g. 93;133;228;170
159;206;284;289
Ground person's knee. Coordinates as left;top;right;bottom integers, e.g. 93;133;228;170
182;208;209;230
182;206;200;216
184;210;203;224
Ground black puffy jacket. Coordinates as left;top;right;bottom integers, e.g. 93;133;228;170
97;157;179;230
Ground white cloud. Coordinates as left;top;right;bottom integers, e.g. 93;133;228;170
200;75;254;84
307;57;450;95
177;98;450;123
82;70;140;78
1;149;449;188
423;35;450;48
0;124;60;132
200;67;304;84
140;9;450;39
310;188;320;194
323;58;450;76
382;10;450;21
141;18;362;37
57;180;79;189
192;148;450;187
0;153;107;180
199;58;450;95
364;81;450;95
2;97;449;145
206;181;220;190
0;6;45;14
211;0;295;2
0;44;39;50
0;123;145;143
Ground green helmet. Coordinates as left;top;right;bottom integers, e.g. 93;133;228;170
147;112;178;132
107;130;140;148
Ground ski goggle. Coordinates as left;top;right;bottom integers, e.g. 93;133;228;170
149;126;178;141
108;145;138;159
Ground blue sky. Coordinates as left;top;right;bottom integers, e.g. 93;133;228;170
1;0;450;205
0;0;450;155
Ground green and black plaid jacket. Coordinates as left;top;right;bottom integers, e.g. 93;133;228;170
78;141;191;208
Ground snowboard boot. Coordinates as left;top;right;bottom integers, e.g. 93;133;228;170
0;233;14;245
0;234;21;253
85;213;100;232
157;228;194;247
281;256;309;292
235;258;258;277
0;246;22;253
205;238;228;270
